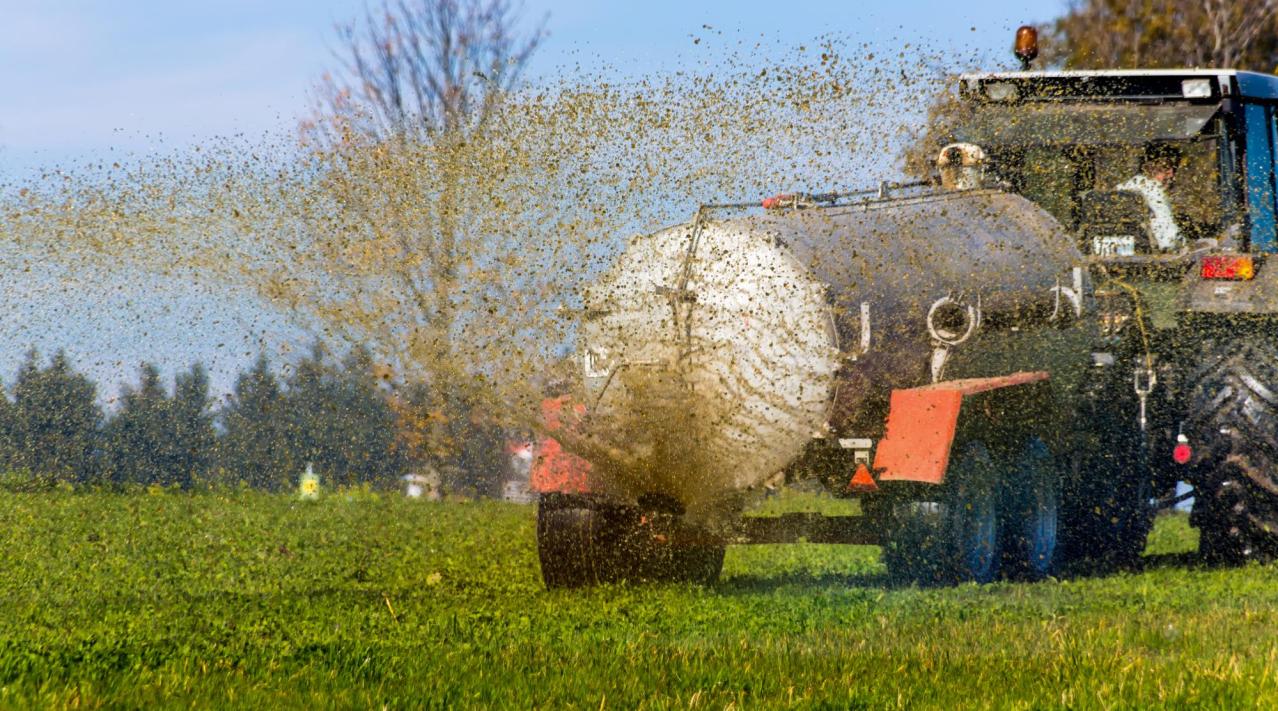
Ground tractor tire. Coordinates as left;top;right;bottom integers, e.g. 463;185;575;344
1185;335;1278;563
882;441;1001;586
536;494;623;588
999;437;1060;581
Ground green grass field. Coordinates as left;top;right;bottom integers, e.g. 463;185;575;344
2;490;1277;709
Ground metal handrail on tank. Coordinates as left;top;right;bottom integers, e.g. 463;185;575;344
668;180;948;361
689;179;938;218
756;180;935;211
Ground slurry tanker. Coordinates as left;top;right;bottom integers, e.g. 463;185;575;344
533;27;1278;586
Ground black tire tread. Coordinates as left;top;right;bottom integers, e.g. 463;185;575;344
999;437;1060;581
1185;336;1278;561
1057;365;1153;571
537;495;725;587
881;441;1000;586
537;497;620;588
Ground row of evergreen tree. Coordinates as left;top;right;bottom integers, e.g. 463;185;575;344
0;346;428;491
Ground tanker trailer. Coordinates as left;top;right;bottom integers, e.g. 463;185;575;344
534;181;1095;587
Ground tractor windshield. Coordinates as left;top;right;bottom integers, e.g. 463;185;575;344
954;102;1237;243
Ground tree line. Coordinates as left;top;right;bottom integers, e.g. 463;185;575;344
0;346;511;494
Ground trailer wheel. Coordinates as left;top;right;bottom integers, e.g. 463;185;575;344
1057;449;1152;571
630;538;726;585
618;507;726;585
536;494;622;588
999;437;1060;581
882;441;1000;585
1184;335;1278;563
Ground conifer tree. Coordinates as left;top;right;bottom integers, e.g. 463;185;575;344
0;379;14;472
103;362;217;488
103;363;169;486
219;355;295;489
283;344;407;488
170;363;216;488
9;350;102;482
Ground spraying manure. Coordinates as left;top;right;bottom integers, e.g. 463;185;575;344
19;28;1229;589
1;39;940;494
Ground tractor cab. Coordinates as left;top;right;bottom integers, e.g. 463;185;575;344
951;35;1278;567
952;69;1278;266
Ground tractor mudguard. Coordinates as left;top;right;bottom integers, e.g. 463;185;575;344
873;371;1050;484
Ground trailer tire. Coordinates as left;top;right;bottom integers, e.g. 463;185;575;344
1058;451;1151;571
999;437;1060;581
630;538;726;585
882;441;1000;585
536;494;622;588
1185;335;1278;563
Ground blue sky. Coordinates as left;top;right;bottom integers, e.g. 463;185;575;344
1;0;1066;173
0;0;1066;399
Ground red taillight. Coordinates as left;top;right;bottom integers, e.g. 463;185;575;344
1173;442;1192;465
1201;255;1255;280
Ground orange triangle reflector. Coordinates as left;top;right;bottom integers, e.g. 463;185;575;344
848;463;878;493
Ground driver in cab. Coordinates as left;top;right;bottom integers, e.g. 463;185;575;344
1117;143;1185;252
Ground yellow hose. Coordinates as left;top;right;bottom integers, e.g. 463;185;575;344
1106;276;1155;373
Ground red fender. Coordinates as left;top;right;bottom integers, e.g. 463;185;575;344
530;396;595;494
873;371;1050;485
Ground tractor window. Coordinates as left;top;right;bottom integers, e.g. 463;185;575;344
1017;147;1077;227
989;118;1228;244
960;103;1218;146
1245;103;1277;252
1170;138;1225;235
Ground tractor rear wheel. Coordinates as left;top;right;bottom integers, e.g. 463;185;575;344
999;437;1061;581
1185;335;1278;563
536;494;623;588
882;440;1001;585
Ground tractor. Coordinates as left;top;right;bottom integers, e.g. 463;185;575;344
956;27;1278;564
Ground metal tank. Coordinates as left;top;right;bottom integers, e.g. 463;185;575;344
575;187;1089;524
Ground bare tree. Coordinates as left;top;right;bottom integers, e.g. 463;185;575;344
289;1;550;485
317;0;547;140
1199;0;1278;68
